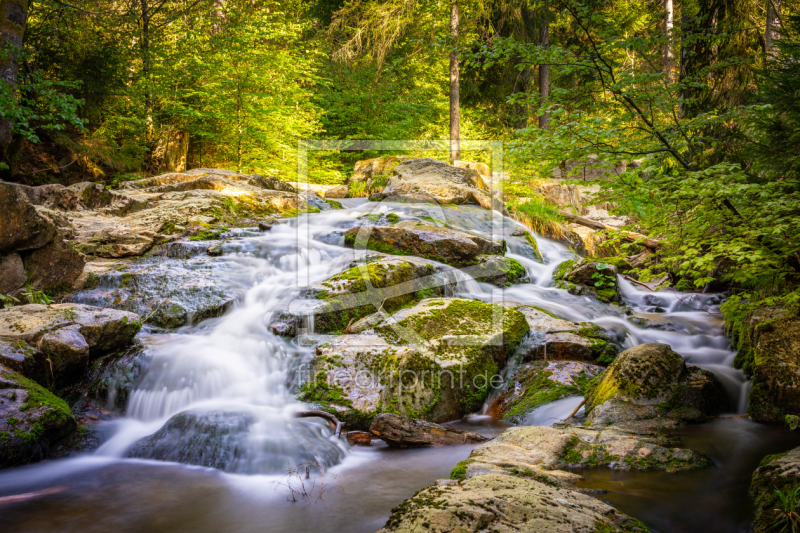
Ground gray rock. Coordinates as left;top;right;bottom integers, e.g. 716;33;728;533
0;182;57;254
22;239;86;292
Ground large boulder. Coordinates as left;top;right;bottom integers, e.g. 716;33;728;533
300;298;529;427
349;155;411;186
457;425;708;480
271;255;446;336
751;446;800;532
584;343;730;425
345;220;506;268
488;361;604;423
127;409;347;473
0;182;57;254
0;304;142;383
726;305;800;422
377;473;649;533
554;258;621;303
0;364;76;467
71;251;240;330
370;159;507;214
369;413;488;447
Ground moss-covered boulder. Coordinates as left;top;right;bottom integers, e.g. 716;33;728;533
344;220;506;268
585;343;729;425
271;256;445;336
751;446;800;532
553;258;621;304
0;304;142;386
503;304;619;365
0;364;76;467
467;255;529;287
300;298;529;427
488;361;603;423
725;303;800;422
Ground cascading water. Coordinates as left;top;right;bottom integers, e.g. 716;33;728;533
0;198;768;533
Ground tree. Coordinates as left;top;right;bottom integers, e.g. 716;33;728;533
449;0;460;162
538;0;548;129
0;0;29;161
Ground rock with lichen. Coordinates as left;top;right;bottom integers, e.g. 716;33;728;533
0;303;142;385
584;343;729;425
299;298;529;428
467;255;529;287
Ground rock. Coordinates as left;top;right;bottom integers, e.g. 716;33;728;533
377;472;648;533
370;159;507;214
554;258;620;303
344;221;506;268
300;298;529;426
584;343;730;425
324;185;349;198
22;239;86;292
127;409;347;473
455;424;708;484
15;183;81;211
0;364;77;467
751;446;800;532
346;431;372;446
502;304;619;365
0;304;142;383
273;255;445;335
488;361;604;422
71;253;239;330
726;305;800;422
67;182;116;209
453;160;491;177
369;413;489;447
349;155;410;185
0;182;57;254
467;255;529;287
0;253;26;297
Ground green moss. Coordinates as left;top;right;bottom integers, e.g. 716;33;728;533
502;363;586;422
450;459;473;480
760;451;789;468
553;259;576;282
599;256;633;273
324;199;343;210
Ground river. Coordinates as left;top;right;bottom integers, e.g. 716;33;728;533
2;198;797;533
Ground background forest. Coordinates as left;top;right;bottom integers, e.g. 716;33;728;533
0;0;798;300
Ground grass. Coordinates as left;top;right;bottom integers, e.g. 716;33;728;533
508;194;566;241
348;181;368;198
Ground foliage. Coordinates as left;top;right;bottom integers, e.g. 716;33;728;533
0;293;20;308
22;287;54;305
770;487;800;533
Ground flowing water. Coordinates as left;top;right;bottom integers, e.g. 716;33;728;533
2;198;797;532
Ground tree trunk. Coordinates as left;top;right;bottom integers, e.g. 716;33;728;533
449;0;460;164
765;0;782;57
212;0;227;34
663;0;675;78
0;0;29;163
538;0;549;130
141;0;154;142
514;65;530;130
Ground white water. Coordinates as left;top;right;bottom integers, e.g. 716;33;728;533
45;199;752;473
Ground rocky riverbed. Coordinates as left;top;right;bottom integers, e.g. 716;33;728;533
1;157;799;533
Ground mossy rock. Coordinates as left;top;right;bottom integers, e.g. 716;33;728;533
553;258;621;304
585;343;729;425
467;255;530;287
751;446;800;532
489;360;603;423
0;364;76;467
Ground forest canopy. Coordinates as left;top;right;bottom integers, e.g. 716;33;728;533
0;0;798;297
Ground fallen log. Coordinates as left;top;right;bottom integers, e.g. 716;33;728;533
295;410;344;437
370;413;489;448
558;211;662;250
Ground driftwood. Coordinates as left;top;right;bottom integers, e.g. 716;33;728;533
624;274;654;292
559;211;662;250
295;410;344;437
369;413;489;447
564;398;587;421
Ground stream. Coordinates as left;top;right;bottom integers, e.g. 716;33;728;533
2;198;798;533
